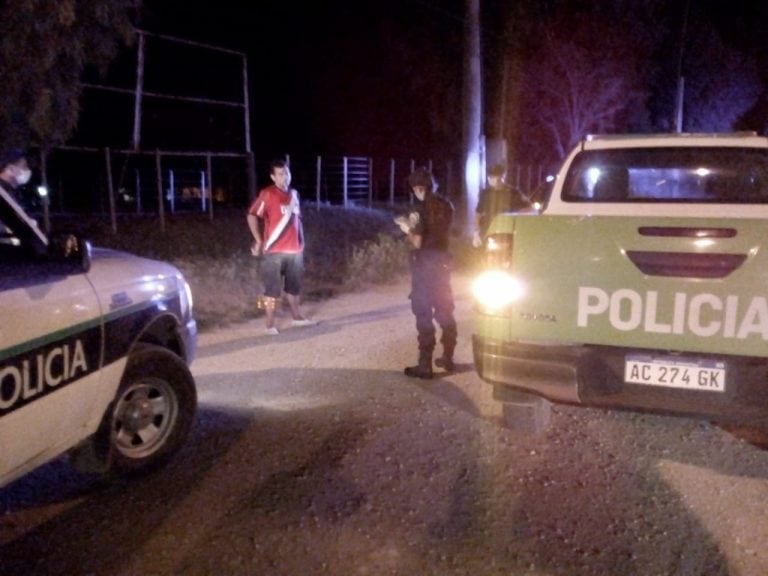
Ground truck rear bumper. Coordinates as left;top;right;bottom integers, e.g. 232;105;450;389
472;335;768;427
472;336;583;404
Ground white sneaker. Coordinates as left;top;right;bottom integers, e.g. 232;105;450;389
292;318;317;327
264;327;279;335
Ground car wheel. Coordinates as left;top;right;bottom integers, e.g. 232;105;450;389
107;344;197;475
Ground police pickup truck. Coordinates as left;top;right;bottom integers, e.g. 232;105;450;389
0;186;197;488
472;133;768;435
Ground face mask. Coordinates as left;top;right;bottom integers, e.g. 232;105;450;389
14;167;31;186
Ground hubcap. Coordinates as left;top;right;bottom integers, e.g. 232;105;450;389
113;378;178;459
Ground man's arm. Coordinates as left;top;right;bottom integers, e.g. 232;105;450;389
246;213;262;254
407;231;422;249
246;213;260;240
472;211;485;247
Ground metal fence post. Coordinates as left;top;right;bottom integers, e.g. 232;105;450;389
135;168;142;214
206;153;214;220
368;157;373;208
343;156;348;208
169;169;175;214
200;169;206;213
155;150;165;233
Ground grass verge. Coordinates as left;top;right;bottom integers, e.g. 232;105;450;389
55;204;423;330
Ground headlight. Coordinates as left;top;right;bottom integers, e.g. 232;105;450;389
471;270;525;313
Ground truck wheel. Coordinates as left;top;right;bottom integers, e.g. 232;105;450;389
718;423;768;449
107;344;197;475
494;385;552;434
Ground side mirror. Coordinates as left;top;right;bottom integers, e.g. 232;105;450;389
47;231;92;273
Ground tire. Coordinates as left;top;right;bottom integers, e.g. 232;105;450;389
106;344;197;475
494;385;552;434
718;423;768;449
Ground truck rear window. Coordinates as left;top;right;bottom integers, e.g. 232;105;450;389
562;147;768;203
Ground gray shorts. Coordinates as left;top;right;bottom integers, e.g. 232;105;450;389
261;252;304;298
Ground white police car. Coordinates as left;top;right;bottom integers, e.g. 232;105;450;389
0;185;197;487
473;132;768;435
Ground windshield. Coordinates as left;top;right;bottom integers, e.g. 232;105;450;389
562;147;768;203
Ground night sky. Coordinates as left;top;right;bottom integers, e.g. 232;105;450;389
134;0;465;160
102;0;768;164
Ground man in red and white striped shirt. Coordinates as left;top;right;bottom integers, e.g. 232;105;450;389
247;160;315;335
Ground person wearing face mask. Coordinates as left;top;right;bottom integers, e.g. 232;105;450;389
0;148;43;253
0;149;32;195
395;167;457;379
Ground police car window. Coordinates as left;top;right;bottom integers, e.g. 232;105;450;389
562;147;768;203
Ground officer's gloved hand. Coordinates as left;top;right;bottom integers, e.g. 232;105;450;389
472;231;483;248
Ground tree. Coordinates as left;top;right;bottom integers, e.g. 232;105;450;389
0;0;138;152
679;24;761;132
515;11;652;160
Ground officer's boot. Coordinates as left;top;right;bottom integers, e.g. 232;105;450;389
435;345;455;372
404;350;433;379
435;325;457;372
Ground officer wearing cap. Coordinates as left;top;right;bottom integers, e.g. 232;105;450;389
473;163;532;247
395;167;457;379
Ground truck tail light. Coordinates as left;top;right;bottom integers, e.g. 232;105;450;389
472;233;524;314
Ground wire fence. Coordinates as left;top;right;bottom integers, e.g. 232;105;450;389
23;146;554;235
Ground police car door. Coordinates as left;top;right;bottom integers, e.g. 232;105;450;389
0;222;102;482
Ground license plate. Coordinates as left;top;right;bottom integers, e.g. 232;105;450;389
624;355;726;392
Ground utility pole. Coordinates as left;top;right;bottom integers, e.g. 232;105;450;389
132;31;145;151
463;0;483;234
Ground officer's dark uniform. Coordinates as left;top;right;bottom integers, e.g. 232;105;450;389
476;182;532;237
404;170;457;379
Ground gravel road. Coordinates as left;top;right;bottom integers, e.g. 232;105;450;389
2;274;768;575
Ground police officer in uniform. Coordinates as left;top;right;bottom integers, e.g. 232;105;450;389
473;163;532;247
395;167;457;379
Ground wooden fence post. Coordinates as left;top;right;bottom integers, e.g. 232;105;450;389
388;159;395;206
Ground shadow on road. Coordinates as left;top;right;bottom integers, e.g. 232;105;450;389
3;362;766;575
0;404;252;574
